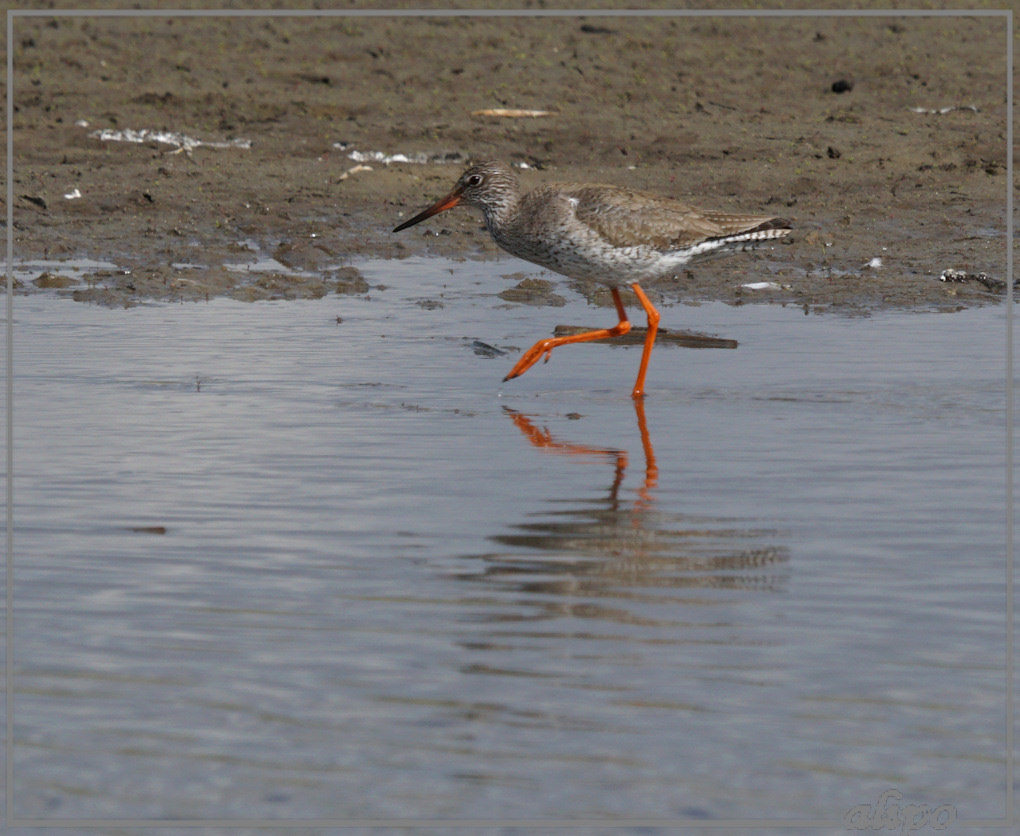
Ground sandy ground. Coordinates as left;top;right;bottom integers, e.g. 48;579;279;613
5;6;1012;311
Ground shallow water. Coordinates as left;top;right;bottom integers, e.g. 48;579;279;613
6;256;1011;827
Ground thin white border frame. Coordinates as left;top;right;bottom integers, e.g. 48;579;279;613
2;6;1013;830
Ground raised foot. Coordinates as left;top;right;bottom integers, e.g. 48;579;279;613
502;288;634;386
503;338;557;381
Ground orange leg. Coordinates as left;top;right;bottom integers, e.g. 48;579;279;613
504;287;632;383
629;283;660;399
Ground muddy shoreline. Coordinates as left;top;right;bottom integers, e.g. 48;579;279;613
8;11;1010;311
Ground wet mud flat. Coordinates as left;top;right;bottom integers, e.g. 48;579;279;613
6;9;1010;312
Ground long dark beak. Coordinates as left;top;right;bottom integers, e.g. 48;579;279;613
393;188;463;232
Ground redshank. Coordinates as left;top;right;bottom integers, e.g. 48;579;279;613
393;161;791;398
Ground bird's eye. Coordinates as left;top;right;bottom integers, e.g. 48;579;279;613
466;174;482;186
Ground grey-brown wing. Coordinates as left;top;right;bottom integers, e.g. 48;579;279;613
565;185;782;252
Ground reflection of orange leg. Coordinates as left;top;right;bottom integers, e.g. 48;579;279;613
504;287;632;383
629;283;660;399
504;404;657;505
505;409;557;449
504;407;630;505
633;396;658;500
505;407;623;459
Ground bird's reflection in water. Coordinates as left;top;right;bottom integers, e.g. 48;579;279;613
462;400;789;618
505;399;658;510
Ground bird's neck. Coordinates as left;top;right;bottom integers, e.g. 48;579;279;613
478;191;520;234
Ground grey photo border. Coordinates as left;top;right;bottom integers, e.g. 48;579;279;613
2;5;1014;830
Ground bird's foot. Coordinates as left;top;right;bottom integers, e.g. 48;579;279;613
504;339;557;381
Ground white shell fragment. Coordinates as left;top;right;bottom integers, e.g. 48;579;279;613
338;147;466;166
345;149;432;165
471;109;556;118
908;105;979;115
338;164;374;181
90;128;252;152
